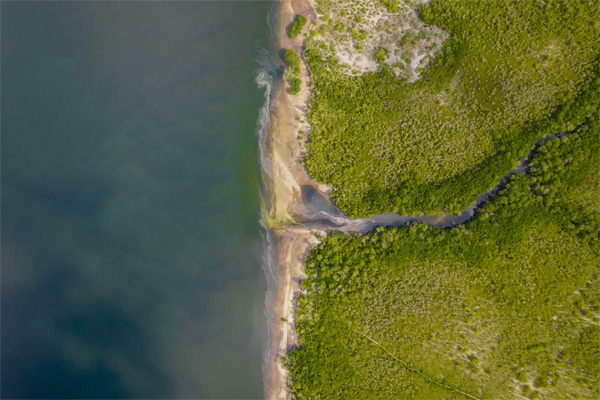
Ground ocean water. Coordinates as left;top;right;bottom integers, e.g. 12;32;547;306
1;1;275;398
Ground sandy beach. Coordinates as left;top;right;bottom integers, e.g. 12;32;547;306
262;1;332;399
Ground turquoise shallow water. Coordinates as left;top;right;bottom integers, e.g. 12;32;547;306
2;1;273;398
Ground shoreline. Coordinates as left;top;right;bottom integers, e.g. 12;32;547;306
263;1;326;399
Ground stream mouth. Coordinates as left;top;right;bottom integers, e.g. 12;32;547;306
288;143;558;235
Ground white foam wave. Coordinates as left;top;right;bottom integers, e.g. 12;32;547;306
256;69;274;180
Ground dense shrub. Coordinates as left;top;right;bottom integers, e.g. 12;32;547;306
374;47;389;64
286;115;600;399
283;49;302;95
289;78;301;95
288;14;307;38
303;0;600;217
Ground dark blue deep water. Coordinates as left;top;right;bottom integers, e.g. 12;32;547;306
2;2;273;398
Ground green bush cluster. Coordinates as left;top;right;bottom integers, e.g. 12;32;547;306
303;0;600;217
286;115;600;399
283;49;302;95
288;14;308;39
380;0;399;13
374;47;389;64
288;78;301;95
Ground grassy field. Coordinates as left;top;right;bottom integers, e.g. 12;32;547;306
303;0;599;217
286;114;600;399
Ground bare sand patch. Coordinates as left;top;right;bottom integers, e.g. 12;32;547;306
263;1;331;399
307;0;447;81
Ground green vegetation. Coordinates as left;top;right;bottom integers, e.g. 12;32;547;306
288;78;301;95
288;14;308;39
284;49;301;77
380;0;399;13
283;49;302;95
374;47;389;64
283;0;600;398
309;0;443;78
286;115;600;398
303;0;600;217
